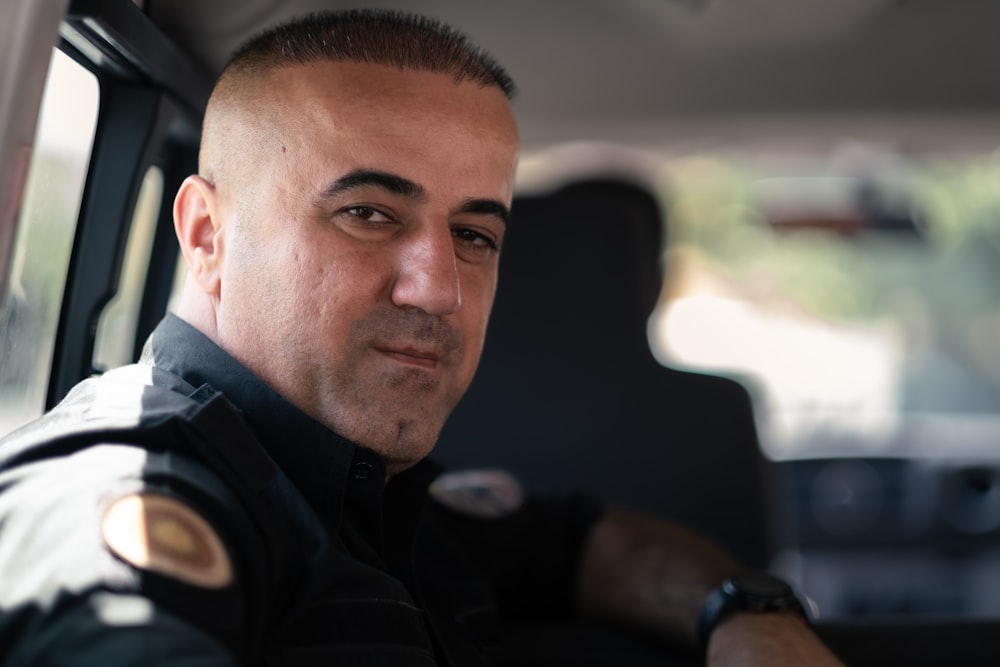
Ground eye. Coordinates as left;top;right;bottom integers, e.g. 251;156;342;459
344;206;393;223
328;204;400;242
452;227;499;252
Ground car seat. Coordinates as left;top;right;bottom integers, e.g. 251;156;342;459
434;176;774;568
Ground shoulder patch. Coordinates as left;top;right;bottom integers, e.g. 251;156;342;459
101;493;233;589
429;469;525;519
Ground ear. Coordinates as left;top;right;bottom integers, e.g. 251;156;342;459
174;175;224;296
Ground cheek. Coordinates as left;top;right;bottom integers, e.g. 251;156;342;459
460;270;498;349
232;234;329;334
293;244;389;320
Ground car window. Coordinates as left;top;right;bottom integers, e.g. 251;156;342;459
92;166;164;371
0;49;98;434
651;149;1000;461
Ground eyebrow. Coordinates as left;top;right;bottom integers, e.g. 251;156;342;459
319;168;426;202
459;198;511;227
318;168;510;227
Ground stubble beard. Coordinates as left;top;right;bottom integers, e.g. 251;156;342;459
323;307;470;468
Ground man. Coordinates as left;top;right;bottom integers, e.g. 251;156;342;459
0;10;844;666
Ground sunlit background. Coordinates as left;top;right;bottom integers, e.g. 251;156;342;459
5;49;1000;473
0;50;97;434
650;150;1000;461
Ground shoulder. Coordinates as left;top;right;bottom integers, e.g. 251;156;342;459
0;363;198;463
0;443;256;661
0;370;285;658
0;384;261;591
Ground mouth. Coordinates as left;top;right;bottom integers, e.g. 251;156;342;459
376;345;442;370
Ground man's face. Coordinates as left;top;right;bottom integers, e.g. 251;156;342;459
212;62;519;475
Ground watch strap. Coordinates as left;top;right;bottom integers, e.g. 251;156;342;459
697;572;808;653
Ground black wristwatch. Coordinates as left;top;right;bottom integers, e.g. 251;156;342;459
697;571;809;653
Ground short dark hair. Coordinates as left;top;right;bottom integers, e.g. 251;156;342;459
225;9;515;98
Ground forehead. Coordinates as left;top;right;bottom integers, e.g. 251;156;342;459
270;61;516;144
259;61;519;198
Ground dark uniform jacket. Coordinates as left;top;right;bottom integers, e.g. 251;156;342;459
0;315;601;665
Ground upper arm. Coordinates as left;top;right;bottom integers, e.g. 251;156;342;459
0;443;259;665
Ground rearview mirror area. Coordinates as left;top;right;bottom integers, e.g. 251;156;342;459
753;176;925;238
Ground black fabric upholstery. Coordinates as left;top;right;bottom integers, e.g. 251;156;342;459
435;177;774;568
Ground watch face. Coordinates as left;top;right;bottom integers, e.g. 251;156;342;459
699;571;808;651
726;572;796;607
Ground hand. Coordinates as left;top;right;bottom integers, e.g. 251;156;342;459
707;611;845;667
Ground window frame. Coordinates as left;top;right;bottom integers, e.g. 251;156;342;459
43;0;209;408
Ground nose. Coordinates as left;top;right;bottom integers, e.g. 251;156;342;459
391;221;462;315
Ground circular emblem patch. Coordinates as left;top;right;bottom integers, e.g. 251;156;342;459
102;492;233;589
429;469;525;518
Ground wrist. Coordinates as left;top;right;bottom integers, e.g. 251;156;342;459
697;571;809;654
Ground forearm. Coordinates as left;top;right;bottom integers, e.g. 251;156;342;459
575;508;739;650
707;610;843;667
575;508;846;666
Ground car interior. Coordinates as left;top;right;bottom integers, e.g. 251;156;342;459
3;0;1000;664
